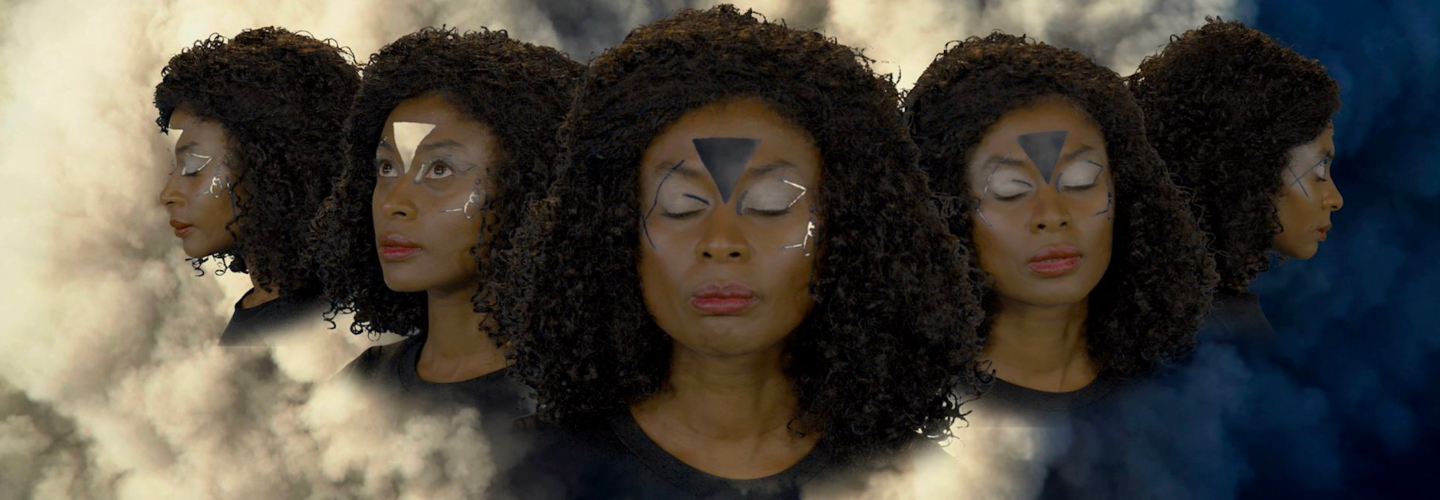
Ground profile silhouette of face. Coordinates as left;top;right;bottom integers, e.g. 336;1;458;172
638;99;822;356
1273;124;1344;259
158;105;237;259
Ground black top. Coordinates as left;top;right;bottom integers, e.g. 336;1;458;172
969;371;1124;425
219;289;328;346
505;411;890;500
341;333;533;429
1197;290;1277;351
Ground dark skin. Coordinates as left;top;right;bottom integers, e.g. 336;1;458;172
1273;125;1344;259
159;105;279;309
373;94;505;382
968;99;1114;392
633;99;823;479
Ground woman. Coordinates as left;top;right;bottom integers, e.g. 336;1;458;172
494;6;986;498
904;33;1216;419
155;27;359;345
309;28;581;420
1128;18;1345;346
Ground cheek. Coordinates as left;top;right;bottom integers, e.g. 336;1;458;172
971;222;1018;276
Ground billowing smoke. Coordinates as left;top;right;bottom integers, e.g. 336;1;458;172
13;0;1423;498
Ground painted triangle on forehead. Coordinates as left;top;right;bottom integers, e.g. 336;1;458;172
164;128;185;152
393;122;437;174
1017;130;1068;183
693;137;760;203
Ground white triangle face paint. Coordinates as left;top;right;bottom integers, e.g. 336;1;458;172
165;128;184;172
393;122;437;174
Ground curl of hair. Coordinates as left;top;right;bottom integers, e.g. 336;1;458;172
493;5;987;462
309;27;583;338
155;27;360;298
904;33;1218;378
1127;18;1339;293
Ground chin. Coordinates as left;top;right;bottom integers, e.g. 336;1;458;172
381;276;430;293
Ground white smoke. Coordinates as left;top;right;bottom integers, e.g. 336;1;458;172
0;0;1242;498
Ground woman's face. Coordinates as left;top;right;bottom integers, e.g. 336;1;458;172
638;99;822;356
967;99;1114;307
1273;125;1343;259
158;105;238;259
372;93;498;293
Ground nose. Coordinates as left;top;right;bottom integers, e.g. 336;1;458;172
1322;179;1344;212
695;210;751;263
1029;188;1073;233
159;171;184;208
375;181;417;220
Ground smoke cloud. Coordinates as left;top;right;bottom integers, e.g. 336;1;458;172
11;0;1424;498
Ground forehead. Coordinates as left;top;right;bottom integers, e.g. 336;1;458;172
168;105;226;139
641;99;820;176
975;100;1104;155
381;94;492;143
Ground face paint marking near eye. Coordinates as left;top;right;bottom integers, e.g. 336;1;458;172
181;153;213;176
781;179;808;208
441;188;484;219
198;174;228;199
1017;130;1068;184
780;217;817;257
643;160;686;250
1084;160;1112;218
975;154;1006;228
693;137;760;203
1286;158;1328;199
165;128;184;172
392;122;437;175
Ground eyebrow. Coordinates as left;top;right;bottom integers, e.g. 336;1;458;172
747;160;798;177
1058;145;1097;165
982;154;1027;169
652;160;704;178
418;139;464;154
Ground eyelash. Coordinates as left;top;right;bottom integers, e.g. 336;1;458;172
662;209;704;220
745;207;790;217
426;161;452;178
377;159;396;177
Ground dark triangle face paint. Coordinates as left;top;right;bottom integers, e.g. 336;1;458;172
1017;130;1068;183
693;137;760;203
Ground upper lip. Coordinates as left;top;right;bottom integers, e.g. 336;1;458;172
1318;224;1332;232
1030;244;1082;263
379;234;421;248
169;219;192;229
691;282;756;299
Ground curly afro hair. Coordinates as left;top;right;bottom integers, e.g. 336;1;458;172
491;5;988;462
155;27;360;298
904;33;1218;378
1127;18;1340;293
309;27;582;339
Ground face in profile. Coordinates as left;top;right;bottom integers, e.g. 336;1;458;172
1273;124;1343;259
638;99;822;356
967;98;1115;307
372;93;498;293
158;106;238;259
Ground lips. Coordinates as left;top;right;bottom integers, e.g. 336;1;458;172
170;219;193;237
690;282;757;315
1317;224;1332;242
1028;244;1083;277
378;234;422;261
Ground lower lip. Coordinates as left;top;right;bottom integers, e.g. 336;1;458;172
1028;256;1081;276
1317;230;1328;242
174;226;193;237
380;247;421;261
690;297;755;315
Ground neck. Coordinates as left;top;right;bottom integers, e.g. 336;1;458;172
416;281;506;382
637;344;802;440
240;274;281;309
984;296;1097;392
